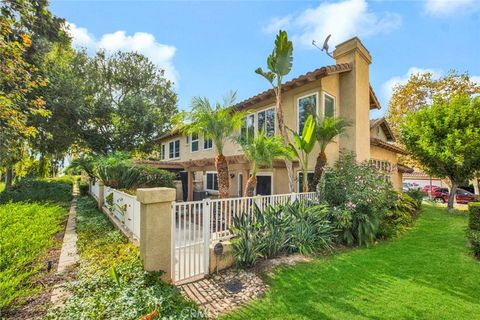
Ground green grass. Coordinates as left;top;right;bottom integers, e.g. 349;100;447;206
0;202;66;309
224;204;480;320
48;196;206;319
0;177;73;311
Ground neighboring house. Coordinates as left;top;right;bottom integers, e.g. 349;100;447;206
403;171;450;189
150;37;412;200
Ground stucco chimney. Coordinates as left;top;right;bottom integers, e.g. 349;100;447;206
333;37;372;161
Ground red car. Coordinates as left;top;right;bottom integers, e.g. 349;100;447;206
423;185;440;194
433;188;477;204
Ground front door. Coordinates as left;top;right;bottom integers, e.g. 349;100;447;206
256;175;272;195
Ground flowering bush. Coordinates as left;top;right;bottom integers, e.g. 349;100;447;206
319;153;392;246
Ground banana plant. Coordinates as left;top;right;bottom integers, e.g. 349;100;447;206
289;115;316;192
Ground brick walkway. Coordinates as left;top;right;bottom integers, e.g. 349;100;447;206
179;269;267;318
50;183;79;306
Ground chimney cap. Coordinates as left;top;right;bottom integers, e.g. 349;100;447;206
333;36;372;64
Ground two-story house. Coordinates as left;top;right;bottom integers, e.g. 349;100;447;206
150;37;412;200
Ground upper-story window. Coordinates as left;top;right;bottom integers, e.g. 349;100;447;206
323;92;335;118
161;143;166;160
169;139;180;159
204;136;213;150
257;108;275;136
241;114;255;142
297;93;317;134
191;133;199;152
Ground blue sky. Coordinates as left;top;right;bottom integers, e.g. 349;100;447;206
51;0;480;118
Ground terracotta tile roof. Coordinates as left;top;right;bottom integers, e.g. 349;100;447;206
370;137;408;155
234;63;353;111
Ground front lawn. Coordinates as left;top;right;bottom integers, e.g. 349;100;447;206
0;178;73;312
224;204;480;319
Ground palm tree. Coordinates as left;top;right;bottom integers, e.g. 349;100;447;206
309;116;350;191
290;115;316;192
255;30;295;193
239;130;293;197
174;92;246;198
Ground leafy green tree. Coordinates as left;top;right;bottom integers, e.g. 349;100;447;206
309;116;349;191
289;115;316;192
174;92;246;198
239;130;292;197
401;94;480;211
77;51;178;154
256;30;295;193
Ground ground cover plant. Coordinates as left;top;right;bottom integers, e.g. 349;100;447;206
0;177;73;311
224;204;480;319
48;195;206;319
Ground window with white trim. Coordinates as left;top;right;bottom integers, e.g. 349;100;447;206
257;108;275;136
204;136;213;150
298;93;317;134
191;133;199;152
169;140;180;159
241;114;255;142
205;172;218;191
161;143;166;160
323;92;335;118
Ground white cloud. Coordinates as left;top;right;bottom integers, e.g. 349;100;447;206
66;22;178;84
262;0;402;47
424;0;479;16
471;75;480;85
382;67;443;102
262;16;292;34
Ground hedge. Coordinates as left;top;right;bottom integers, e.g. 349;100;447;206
468;202;480;258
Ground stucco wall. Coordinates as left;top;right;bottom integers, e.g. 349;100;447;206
370;145;402;191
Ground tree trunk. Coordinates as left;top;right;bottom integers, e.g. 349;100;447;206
473;175;479;196
275;87;295;193
4;167;13;190
245;174;257;197
309;152;327;192
447;182;458;212
215;153;230;198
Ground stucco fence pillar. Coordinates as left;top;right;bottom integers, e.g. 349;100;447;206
136;187;176;282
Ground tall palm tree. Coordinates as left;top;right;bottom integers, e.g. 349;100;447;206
309;116;350;191
239;130;293;197
255;30;295;193
174;92;246;198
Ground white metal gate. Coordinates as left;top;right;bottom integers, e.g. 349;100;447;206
171;200;210;283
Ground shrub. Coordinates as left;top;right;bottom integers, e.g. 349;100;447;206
0;202;65;310
0;178;73;205
231;201;334;267
79;181;89;196
133;164;175;188
468;202;480;258
378;192;418;239
468;202;480;231
404;188;424;209
320;153;392;246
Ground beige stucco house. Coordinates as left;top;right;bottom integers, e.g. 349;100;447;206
149;37;412;200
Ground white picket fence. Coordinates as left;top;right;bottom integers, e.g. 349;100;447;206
171;192;318;283
102;186;141;240
90;180;100;200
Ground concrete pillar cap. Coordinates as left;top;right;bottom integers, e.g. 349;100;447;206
136;187;176;204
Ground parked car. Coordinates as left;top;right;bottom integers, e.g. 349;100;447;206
403;182;420;192
423;185;440;194
432;188;477;204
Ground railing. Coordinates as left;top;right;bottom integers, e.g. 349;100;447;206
90;180;100;200
103;186;141;240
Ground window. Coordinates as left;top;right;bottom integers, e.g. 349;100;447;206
241;114;255;142
323;93;335;118
169;140;180;159
204;136;213;150
257;108;275;136
206;172;218;191
298;93;317;134
298;172;315;192
191;133;199;152
161;144;166;160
